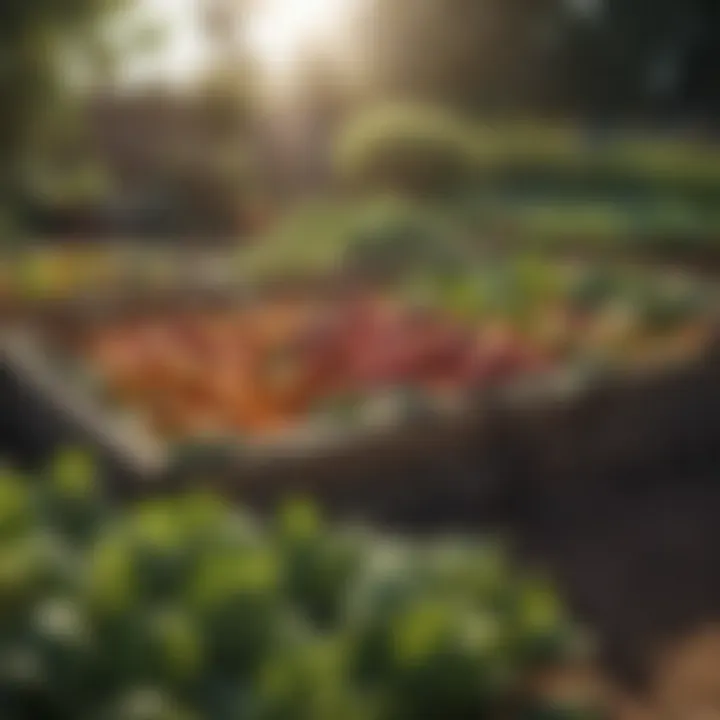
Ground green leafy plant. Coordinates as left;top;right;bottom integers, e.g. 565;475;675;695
335;104;476;195
0;450;601;720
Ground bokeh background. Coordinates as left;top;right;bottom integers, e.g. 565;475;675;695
1;2;720;719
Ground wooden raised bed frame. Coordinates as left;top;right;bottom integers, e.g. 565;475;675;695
1;282;718;529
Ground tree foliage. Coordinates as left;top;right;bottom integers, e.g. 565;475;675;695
0;0;131;204
350;0;720;124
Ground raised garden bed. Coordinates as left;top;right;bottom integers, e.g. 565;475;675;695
488;336;720;503
0;305;500;527
2;262;717;528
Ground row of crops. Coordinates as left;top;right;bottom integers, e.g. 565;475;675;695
0;247;243;307
1;252;714;454
0;450;602;720
1;236;716;467
332;108;720;262
0;247;716;584
50;262;712;444
254;197;720;274
1;198;717;311
337;111;720;191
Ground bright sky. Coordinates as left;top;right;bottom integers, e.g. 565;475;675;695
155;0;206;80
119;0;359;87
247;0;359;75
119;0;205;86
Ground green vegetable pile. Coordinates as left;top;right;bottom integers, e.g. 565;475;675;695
0;449;601;719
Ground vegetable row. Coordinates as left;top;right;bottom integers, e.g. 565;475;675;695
61;262;716;441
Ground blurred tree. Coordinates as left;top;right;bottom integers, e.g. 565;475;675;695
0;1;135;201
564;0;711;121
353;0;720;126
610;0;719;125
84;80;256;240
355;0;569;115
285;52;351;192
192;0;265;236
0;0;261;239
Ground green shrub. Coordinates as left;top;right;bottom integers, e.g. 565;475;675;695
0;450;599;720
243;196;475;281
335;104;476;195
341;197;474;278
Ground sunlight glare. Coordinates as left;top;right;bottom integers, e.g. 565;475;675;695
248;0;356;78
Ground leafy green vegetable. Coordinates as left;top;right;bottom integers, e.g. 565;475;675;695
0;451;599;719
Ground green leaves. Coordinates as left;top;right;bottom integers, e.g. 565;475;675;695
189;548;281;675
252;636;358;720
99;687;197;720
335;104;476;196
0;0;132;199
87;534;138;616
382;602;507;719
0;469;33;540
41;448;107;544
0;451;594;719
51;448;96;498
276;500;362;629
0;540;48;618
